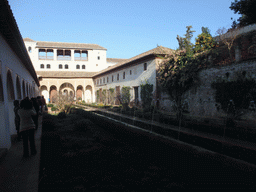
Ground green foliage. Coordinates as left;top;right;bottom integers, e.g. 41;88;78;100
47;103;54;107
51;106;58;112
230;0;256;27
120;86;131;104
177;26;195;56
194;27;217;53
140;80;153;109
108;88;115;105
211;72;256;113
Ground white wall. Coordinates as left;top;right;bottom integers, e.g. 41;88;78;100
24;40;108;72
94;58;157;102
0;34;39;149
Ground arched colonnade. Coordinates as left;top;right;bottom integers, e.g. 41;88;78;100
40;82;93;103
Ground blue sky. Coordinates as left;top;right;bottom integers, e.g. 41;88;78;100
8;0;240;59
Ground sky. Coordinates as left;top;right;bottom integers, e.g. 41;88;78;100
8;0;241;59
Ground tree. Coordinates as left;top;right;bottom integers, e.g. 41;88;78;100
216;27;239;61
194;27;217;53
176;25;195;56
55;92;74;114
230;0;256;27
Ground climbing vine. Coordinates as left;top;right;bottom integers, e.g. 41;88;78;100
140;80;153;109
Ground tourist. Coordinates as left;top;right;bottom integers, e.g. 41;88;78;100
13;100;21;141
31;97;40;130
18;98;37;157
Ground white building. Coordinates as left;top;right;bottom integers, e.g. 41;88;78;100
0;0;40;149
23;38;172;105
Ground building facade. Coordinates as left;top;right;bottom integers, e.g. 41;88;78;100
0;0;40;149
24;38;172;105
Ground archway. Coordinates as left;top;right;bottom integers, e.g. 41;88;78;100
40;85;49;103
50;85;57;103
7;70;15;100
59;82;75;101
85;85;92;103
0;75;3;101
16;76;21;99
22;80;26;98
76;85;83;101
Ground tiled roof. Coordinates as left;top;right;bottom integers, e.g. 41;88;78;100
93;46;174;77
37;71;97;78
23;37;35;42
107;58;128;63
35;41;107;50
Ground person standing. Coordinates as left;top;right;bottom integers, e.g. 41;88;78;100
13;100;21;141
18;98;37;157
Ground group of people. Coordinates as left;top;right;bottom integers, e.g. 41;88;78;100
13;96;46;158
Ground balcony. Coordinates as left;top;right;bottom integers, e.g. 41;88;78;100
57;56;71;61
39;56;53;60
74;57;88;61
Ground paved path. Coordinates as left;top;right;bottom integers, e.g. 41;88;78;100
0;115;42;192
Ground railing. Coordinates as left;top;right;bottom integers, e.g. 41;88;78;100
39;56;53;60
57;56;71;61
75;57;88;61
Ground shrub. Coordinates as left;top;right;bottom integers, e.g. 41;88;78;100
58;111;66;119
42;114;57;131
73;119;94;132
47;103;54;107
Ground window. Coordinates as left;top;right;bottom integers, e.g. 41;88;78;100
40;64;44;69
59;64;63;69
97;79;99;85
28;46;32;53
100;79;102;84
123;72;125;79
98;56;100;60
130;70;132;75
144;63;147;71
76;65;80;69
57;49;71;61
96;64;98;67
117;74;119;81
65;64;69;69
82;65;86;69
47;64;51;69
74;50;88;61
103;78;105;84
39;49;53;60
107;77;109;83
112;75;114;82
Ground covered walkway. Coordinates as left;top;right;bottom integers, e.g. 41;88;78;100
0;115;42;192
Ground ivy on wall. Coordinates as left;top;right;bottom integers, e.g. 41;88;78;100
211;72;256;113
140;80;153;109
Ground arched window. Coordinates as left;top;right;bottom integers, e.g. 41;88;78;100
7;71;15;100
0;75;4;101
76;65;80;69
16;76;22;99
47;64;51;69
59;64;63;69
65;64;68;69
40;64;44;69
28;46;32;53
82;65;86;69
